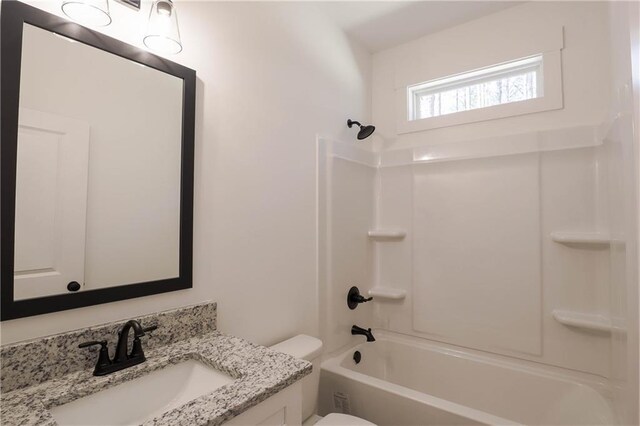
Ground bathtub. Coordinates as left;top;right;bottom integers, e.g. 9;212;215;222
318;331;615;425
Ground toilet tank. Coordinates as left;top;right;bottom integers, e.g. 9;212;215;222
270;335;323;421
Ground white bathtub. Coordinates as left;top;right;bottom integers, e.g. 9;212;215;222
318;331;615;425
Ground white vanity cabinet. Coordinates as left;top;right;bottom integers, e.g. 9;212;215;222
225;382;302;425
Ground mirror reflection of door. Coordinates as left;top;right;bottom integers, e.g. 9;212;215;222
13;23;183;301
14;108;90;300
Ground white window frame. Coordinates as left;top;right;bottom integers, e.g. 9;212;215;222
408;55;544;121
396;50;563;134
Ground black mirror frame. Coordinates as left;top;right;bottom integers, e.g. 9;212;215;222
1;1;195;321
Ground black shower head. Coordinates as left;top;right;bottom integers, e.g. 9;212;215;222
347;119;376;140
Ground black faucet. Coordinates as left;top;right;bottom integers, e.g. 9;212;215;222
79;320;157;376
351;325;375;342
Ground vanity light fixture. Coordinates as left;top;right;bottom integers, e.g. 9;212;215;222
61;0;112;27
143;0;183;55
60;0;183;55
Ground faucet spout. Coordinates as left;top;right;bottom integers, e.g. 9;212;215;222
351;325;375;342
114;320;146;363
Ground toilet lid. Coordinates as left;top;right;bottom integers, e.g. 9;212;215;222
316;413;376;426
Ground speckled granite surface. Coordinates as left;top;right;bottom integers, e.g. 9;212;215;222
0;303;311;426
1;331;310;426
1;302;218;393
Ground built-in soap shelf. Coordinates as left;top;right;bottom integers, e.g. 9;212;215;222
368;229;407;241
552;309;613;333
550;231;611;246
368;287;406;300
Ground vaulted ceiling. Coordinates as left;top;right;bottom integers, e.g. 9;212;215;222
317;1;522;52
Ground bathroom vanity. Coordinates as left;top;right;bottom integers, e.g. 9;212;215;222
0;303;310;425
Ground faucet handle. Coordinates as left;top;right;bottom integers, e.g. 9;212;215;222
79;340;112;374
128;325;158;359
78;340;107;349
347;286;373;310
142;325;158;334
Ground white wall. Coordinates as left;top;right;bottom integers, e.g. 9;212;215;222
1;1;371;345
372;1;610;150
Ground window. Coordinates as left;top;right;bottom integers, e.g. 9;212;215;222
408;55;543;121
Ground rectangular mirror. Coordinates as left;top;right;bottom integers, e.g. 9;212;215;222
1;1;196;320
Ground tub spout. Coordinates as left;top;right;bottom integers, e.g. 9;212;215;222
352;325;375;342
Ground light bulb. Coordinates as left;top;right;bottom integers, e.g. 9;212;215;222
61;0;111;27
144;0;182;54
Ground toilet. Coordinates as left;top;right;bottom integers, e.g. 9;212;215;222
270;335;375;426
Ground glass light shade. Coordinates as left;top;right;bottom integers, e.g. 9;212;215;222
61;0;111;27
144;0;182;55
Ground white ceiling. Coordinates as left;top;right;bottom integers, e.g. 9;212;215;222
317;1;522;53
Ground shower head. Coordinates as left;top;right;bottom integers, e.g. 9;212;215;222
347;119;376;140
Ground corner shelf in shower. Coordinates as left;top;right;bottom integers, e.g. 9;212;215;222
368;230;407;241
368;287;406;300
550;231;611;246
552;310;613;333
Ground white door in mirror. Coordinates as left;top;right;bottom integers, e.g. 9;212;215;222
13;108;90;300
49;359;235;426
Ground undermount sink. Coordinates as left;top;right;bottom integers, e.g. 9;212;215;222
50;359;235;426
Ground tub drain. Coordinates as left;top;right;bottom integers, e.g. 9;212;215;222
353;350;361;364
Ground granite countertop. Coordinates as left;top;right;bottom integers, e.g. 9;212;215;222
0;330;311;426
